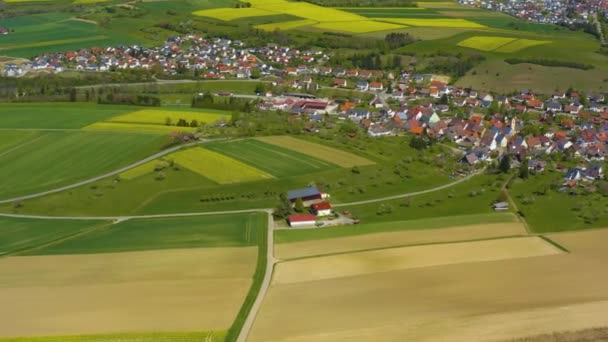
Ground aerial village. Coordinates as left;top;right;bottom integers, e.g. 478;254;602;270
6;35;608;228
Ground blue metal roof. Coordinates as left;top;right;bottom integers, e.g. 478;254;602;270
288;187;320;200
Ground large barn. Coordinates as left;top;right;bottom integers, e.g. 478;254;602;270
287;187;322;203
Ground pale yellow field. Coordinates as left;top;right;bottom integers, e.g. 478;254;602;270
313;20;405;33
83;122;193;134
72;0;110;3
380;18;486;28
119;160;168;180
273;237;561;284
276;222;527;260
255;136;375;167
255;19;318;31
108;109;229;126
457;36;516;51
251;229;608;342
495;38;551;52
170;148;273;184
0;247;256;337
193;7;279;21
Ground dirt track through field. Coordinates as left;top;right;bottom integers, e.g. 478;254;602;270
251;229;608;342
0;247;256;337
276;222;527;260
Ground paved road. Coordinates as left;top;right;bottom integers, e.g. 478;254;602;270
0;138;227;205
237;210;276;342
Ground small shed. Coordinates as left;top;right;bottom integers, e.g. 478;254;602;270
493;202;509;211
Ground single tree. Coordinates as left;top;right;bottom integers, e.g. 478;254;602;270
499;155;511;173
294;198;305;213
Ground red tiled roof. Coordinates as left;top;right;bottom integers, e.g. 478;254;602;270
288;214;316;222
312;202;332;210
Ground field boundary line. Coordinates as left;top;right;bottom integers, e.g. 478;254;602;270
0;133;46;159
539;235;570;253
278;234;531;262
501;174;532;234
3;220;112;257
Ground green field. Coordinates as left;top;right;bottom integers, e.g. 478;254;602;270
0;131;166;199
312;20;405;33
206;139;337;178
0;217;104;255
510;173;608;233
27;213;265;255
0;103;134;129
275;212;517;243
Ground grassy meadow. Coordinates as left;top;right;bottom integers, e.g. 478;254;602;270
0;131;167;199
206;139;338;178
0;217;105;255
27;212;265;255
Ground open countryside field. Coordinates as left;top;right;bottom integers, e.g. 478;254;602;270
107;108;230;126
457;36;550;52
0;103;134;129
170;147;273;184
0;217;104;255
273;237;561;284
379;18;486;28
312;20;405;33
84;108;230;134
276;216;525;260
255;136;374;168
251;229;608;342
255;19;318;31
0;131;166;199
206;139;337;178
0;247;255;338
0;331;224;342
0;13;125;57
28;213;264;255
193;7;279;21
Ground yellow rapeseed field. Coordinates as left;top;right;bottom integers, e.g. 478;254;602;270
457;36;516;51
193;7;279;20
108;109;229;126
380;18;486;28
494;38;551;52
254;2;366;22
82;122;193;134
171;148;273;184
255;19;318;31
313;20;405;33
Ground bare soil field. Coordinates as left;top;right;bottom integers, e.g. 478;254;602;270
0;247;256;338
276;222;527;260
273;237;560;284
251;229;608;342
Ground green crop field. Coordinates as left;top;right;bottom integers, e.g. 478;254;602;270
457;36;516;51
171;147;274;184
193;7;279;20
494;38;551;52
0;217;105;255
0;103;134;129
0;131;167;199
206;139;337;178
27;212;265;255
0;131;39;154
0;13;125;57
83;122;196;134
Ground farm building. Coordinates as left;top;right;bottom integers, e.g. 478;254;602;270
493;202;509;211
287;187;322;203
311;202;332;216
288;214;317;228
